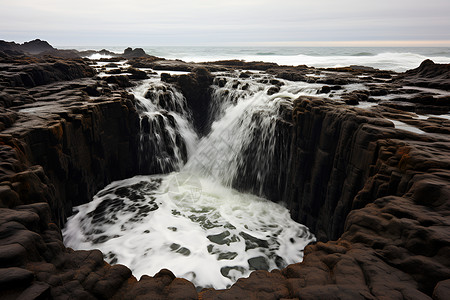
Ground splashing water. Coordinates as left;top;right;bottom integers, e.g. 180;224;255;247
63;70;319;289
185;72;322;195
63;174;314;289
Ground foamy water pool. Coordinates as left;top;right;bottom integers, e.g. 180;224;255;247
63;173;315;289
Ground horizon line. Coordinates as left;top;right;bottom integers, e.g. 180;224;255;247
237;40;450;47
53;40;450;48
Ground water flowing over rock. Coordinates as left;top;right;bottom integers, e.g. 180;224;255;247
132;79;197;174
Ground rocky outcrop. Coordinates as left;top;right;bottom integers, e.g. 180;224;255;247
0;39;54;55
0;202;197;299
0;56;95;91
122;47;148;58
0;88;140;229
162;68;214;134
398;59;450;90
284;98;393;241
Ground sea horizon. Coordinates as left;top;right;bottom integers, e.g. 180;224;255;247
59;45;450;72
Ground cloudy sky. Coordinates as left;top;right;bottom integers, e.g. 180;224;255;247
1;0;449;46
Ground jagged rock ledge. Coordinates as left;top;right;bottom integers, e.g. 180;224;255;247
0;49;449;299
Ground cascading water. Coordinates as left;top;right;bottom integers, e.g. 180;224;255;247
132;78;198;173
187;72;323;197
63;70;320;289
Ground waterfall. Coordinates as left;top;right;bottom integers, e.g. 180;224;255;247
132;79;198;174
63;70;319;290
186;71;322;199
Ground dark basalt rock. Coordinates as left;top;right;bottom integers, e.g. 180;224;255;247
105;75;133;87
126;67;149;80
0;54;449;299
0;56;95;88
169;67;214;134
267;86;280;95
78;49;117;58
122;47;148;58
398;59;450;90
0;39;54;55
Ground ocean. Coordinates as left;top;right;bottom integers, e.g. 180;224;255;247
60;46;450;72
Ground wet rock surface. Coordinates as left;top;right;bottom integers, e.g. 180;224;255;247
0;45;449;299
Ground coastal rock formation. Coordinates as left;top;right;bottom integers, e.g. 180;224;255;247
200;97;450;299
0;39;54;55
0;54;141;227
398;59;450;91
0;57;95;90
162;68;214;133
0;48;449;299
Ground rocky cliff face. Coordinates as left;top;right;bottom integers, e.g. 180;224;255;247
285;98;393;241
199;97;450;299
0;56;141;227
0;52;449;299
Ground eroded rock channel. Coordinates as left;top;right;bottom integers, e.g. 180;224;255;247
0;48;449;299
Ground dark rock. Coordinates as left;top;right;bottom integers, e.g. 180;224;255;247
126;67;149;80
267;86;280;95
105;75;133;87
0;58;95;88
0;92;15;107
17;282;51;300
201;271;290;299
21;40;54;54
433;279;450;300
277;71;306;82
36;49;81;59
0;39;54;55
248;256;270;270
0;267;34;288
0;185;20;207
0;243;27;267
239;72;251;78
319;86;331;94
160;73;173;83
122;47;148;58
345;98;359;105
82;84;101;97
398;59;450;90
171;67;214;134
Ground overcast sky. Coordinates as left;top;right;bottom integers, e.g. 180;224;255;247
1;0;449;46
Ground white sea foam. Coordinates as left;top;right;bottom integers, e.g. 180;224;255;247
66;45;450;72
175;52;450;73
87;53;114;60
63;174;315;289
